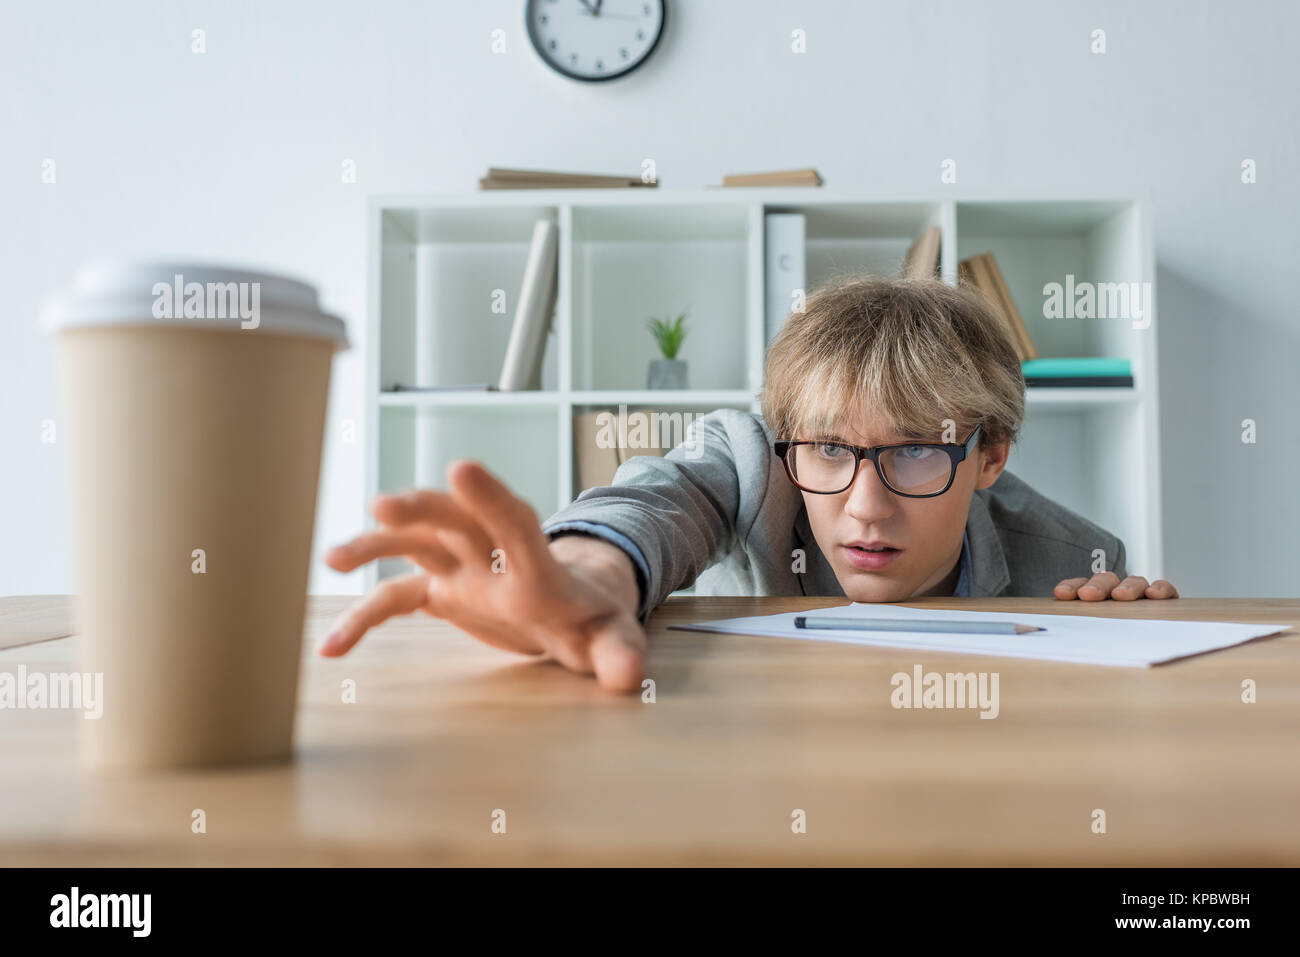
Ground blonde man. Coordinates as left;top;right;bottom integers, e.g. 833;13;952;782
320;277;1178;690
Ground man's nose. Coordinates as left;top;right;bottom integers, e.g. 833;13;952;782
842;458;897;521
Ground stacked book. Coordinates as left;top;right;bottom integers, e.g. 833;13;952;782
479;167;656;190
1020;357;1133;388
959;252;1038;361
721;168;823;187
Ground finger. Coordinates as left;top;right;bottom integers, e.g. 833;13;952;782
1053;577;1090;600
1076;570;1120;601
1110;575;1150;601
586;616;648;693
317;573;429;657
1146;579;1180;599
324;528;458;576
445;460;552;580
372;488;494;567
539;627;596;677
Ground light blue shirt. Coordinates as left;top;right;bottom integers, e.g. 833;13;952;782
546;520;656;621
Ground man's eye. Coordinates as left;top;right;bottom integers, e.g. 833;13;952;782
815;443;849;459
899;445;936;460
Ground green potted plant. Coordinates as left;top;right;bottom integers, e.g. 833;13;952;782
646;311;688;389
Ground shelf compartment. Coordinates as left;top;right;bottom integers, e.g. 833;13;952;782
769;201;947;293
378;204;560;393
955;200;1153;382
570;204;750;392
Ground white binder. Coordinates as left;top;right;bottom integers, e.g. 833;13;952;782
764;212;806;348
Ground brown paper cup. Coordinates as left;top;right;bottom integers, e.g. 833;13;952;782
45;264;347;769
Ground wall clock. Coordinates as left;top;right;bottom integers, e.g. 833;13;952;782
526;0;667;82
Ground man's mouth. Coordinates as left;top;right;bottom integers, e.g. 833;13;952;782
843;543;903;569
845;540;900;552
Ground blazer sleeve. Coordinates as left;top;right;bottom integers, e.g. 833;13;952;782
541;410;745;621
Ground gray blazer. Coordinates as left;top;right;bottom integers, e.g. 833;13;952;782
542;408;1127;621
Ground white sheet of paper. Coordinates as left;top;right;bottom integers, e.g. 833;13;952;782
668;602;1293;667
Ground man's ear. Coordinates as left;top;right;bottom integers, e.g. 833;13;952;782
974;439;1010;490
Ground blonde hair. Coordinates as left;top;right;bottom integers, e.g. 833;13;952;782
760;276;1025;450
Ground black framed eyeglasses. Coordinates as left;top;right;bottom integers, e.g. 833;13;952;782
774;423;983;498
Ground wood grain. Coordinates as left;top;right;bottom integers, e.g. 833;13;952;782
0;595;1296;866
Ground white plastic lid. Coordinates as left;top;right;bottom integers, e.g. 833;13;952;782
40;260;350;352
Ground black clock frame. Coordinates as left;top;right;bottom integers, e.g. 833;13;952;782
525;0;667;83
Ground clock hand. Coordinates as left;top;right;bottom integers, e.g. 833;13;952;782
577;0;639;22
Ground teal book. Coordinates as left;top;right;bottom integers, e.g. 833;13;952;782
1022;357;1132;387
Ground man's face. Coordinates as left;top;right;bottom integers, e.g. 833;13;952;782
799;406;1007;601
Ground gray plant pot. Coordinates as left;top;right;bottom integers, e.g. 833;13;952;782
647;357;688;390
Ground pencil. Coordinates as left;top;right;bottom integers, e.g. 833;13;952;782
793;616;1045;635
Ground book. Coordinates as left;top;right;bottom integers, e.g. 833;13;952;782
978;252;1037;360
480;167;656;189
722;168;823;187
764;213;806;346
572;408;673;491
959;252;1037;361
1021;357;1133;388
963;254;1014;353
390;383;497;392
480;178;655;190
573;411;622;491
498;220;558;391
1023;376;1134;388
902;225;941;279
959;256;1018;358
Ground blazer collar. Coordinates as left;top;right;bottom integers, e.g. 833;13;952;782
965;489;1011;596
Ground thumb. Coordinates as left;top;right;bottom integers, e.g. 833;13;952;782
586;614;648;693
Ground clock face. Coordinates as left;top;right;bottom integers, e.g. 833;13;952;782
526;0;666;82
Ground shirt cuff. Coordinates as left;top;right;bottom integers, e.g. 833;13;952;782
544;520;654;624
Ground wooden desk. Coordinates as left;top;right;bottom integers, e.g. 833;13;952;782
0;595;1296;866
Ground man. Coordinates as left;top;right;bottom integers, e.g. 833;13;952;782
319;278;1177;691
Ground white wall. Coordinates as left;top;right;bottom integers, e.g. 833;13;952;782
3;0;1297;598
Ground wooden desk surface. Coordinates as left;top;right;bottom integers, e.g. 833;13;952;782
0;595;1297;866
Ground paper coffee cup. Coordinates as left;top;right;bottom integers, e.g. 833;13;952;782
42;262;349;769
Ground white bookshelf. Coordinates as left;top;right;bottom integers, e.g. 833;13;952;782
366;190;1161;587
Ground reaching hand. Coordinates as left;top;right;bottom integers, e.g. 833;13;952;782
318;460;647;692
